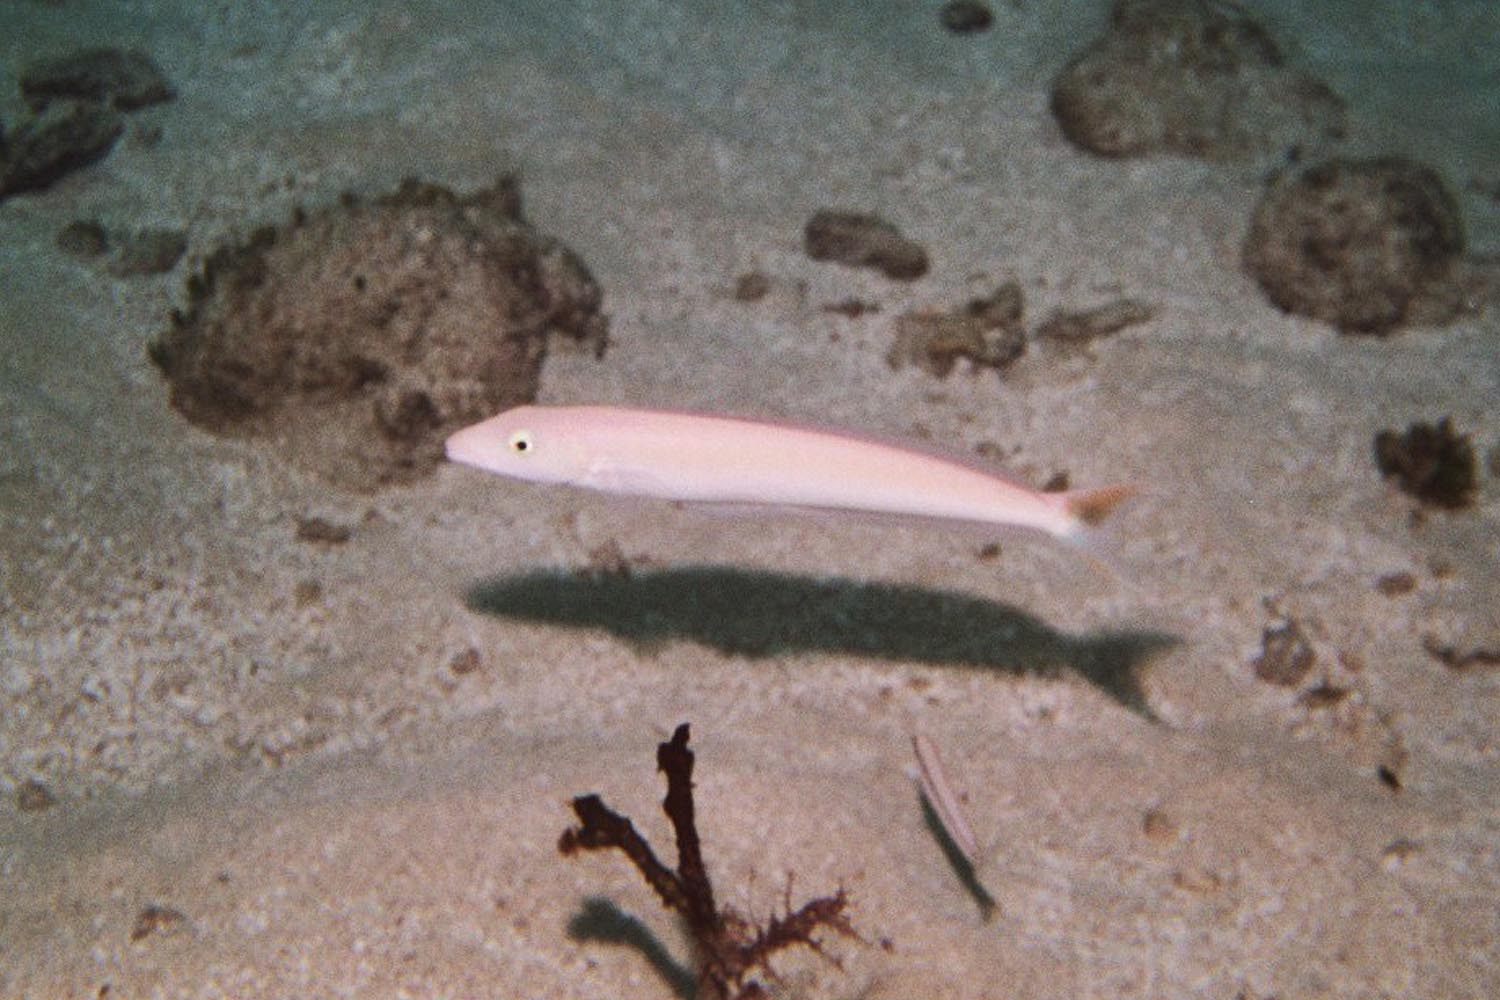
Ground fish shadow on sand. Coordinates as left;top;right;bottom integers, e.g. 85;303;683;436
466;566;1177;717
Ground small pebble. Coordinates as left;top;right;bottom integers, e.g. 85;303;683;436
106;228;187;277
292;579;323;608
822;298;879;318
733;271;770;302
1253;620;1315;687
17;780;57;812
21;47;176;111
940;1;994;35
56;219;110;258
129;904;186;942
804;210;929;281
295;516;352;544
0;100;123;200
1380;838;1420;871
448;647;482;675
1033;298;1158;343
888;283;1027;377
1142;808;1178;844
888;311;1026;376
1374;571;1416;596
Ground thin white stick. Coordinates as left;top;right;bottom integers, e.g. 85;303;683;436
912;732;979;867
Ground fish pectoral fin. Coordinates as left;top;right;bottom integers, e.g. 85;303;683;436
583;458;667;497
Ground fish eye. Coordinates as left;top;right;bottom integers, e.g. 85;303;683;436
508;429;534;455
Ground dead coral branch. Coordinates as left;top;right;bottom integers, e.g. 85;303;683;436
559;723;858;1000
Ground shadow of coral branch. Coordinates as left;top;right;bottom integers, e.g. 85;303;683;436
567;897;697;999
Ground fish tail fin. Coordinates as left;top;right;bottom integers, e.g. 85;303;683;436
1058;483;1137;533
1048;484;1139;587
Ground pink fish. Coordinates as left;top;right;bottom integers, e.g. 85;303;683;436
445;405;1132;543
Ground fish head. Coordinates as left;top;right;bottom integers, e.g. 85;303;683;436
444;405;593;485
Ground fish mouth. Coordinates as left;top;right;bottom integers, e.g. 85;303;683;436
443;421;493;468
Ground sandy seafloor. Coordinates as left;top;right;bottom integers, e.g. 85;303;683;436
3;1;1499;997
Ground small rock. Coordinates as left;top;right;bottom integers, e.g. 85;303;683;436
1380;838;1420;871
292;579;323;608
1374;571;1417;596
1033;298;1157;343
56;219;110;258
940;1;995;35
1253;620;1316;687
1376;765;1402;790
888;310;1025;376
1142;808;1177;844
1296;681;1351;709
1051;0;1343;160
448;647;482;675
822;298;880;318
887;281;1026;376
106;228;187;277
21;48;176;111
963;281;1024;329
17;780;57;812
733;271;771;302
294;516;352;544
804;210;929;281
0;100;123;200
1244;158;1465;334
1374;418;1476;509
1421;635;1500;672
129;904;186;942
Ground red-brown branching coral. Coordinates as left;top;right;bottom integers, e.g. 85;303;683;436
559;724;858;1000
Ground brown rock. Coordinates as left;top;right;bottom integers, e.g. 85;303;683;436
1033;298;1158;343
940;2;995;35
1253;620;1316;687
1245;158;1465;334
16;780;57;812
106;227;188;277
21;47;176;111
149;177;608;491
0;100;123;200
804;210;929;281
1374;418;1476;509
1051;0;1344;160
887;282;1027;376
56;219;110;258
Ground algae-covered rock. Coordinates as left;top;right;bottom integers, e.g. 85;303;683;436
1244;157;1464;334
150;177;608;491
1051;0;1344;160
